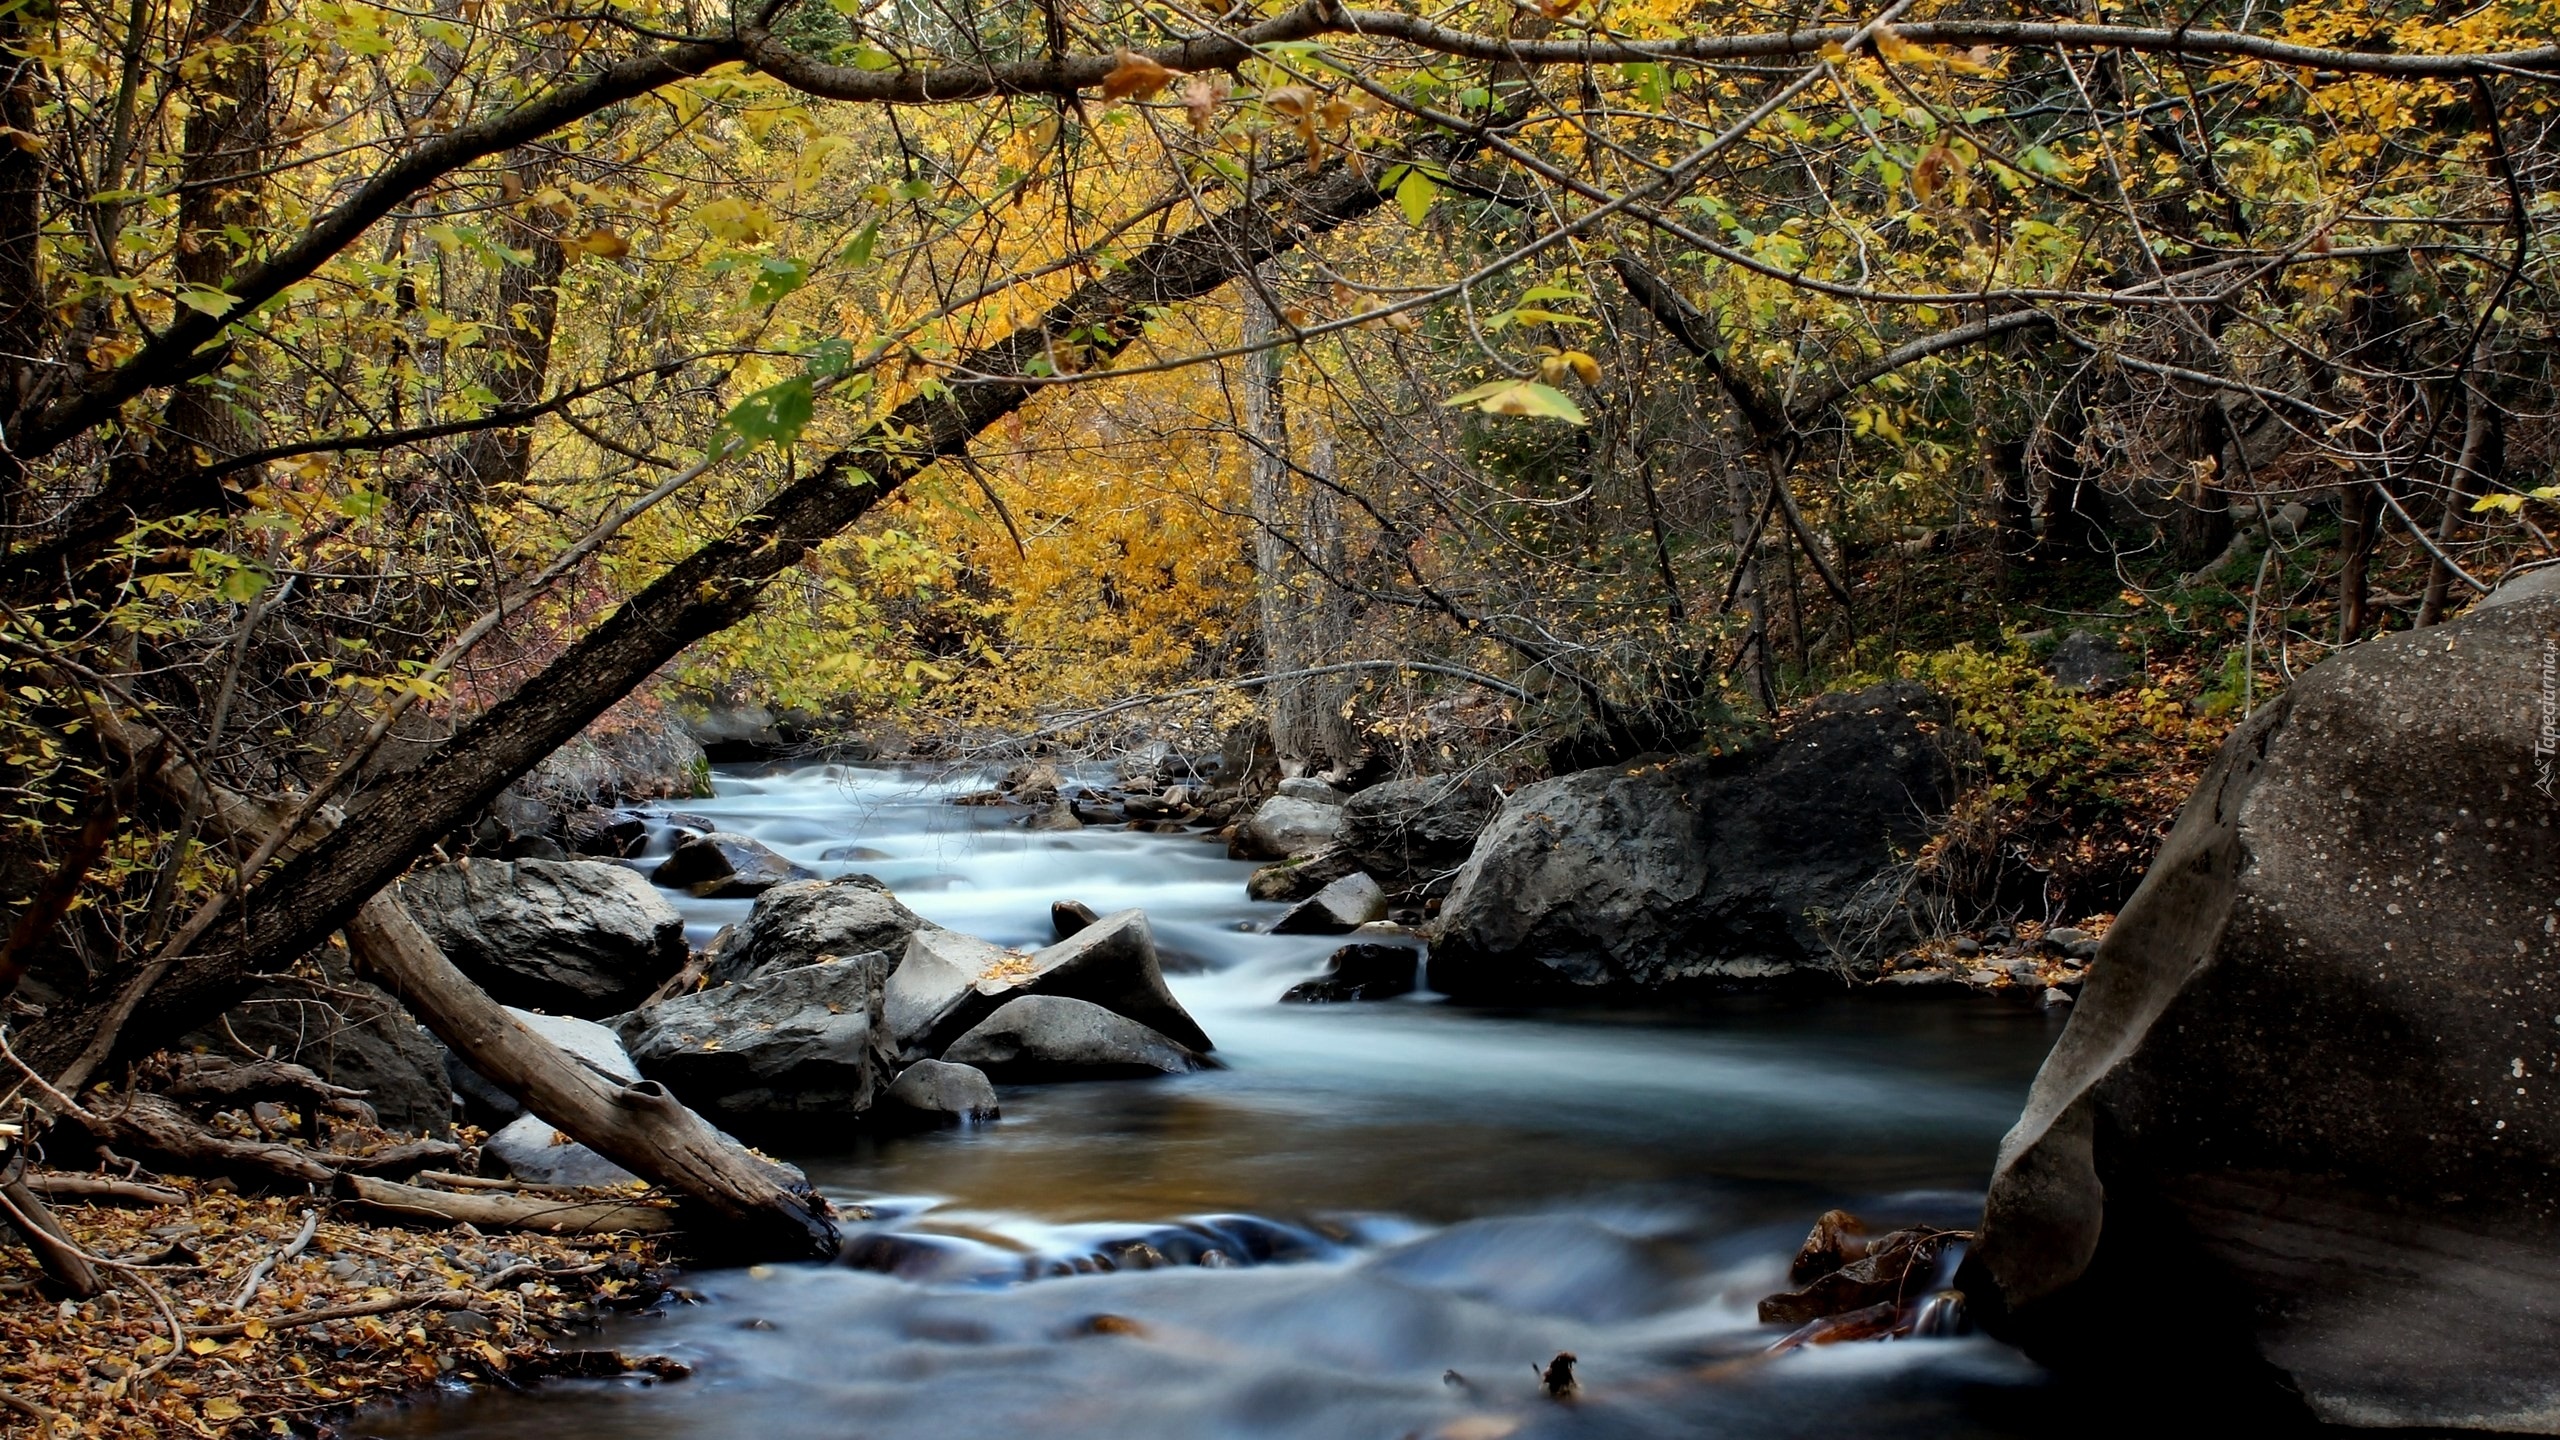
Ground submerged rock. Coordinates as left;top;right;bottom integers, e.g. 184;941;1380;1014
704;874;934;986
882;908;1212;1059
619;953;893;1117
400;858;686;1017
1270;873;1388;935
1963;581;2560;1430
650;830;815;898
942;995;1205;1080
1428;682;1954;996
1280;943;1419;1003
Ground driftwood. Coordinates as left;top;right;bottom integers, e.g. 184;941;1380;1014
345;897;837;1259
64;716;837;1262
74;1093;337;1187
144;1054;380;1127
18;1174;187;1207
337;1175;676;1236
0;1168;102;1297
184;1288;483;1339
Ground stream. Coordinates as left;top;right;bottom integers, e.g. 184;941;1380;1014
359;762;2076;1440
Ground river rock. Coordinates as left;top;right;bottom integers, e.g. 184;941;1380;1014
882;909;1212;1059
619;952;894;1117
1428;682;1954;995
1233;794;1344;861
1051;899;1100;940
1339;775;1499;878
1962;583;2560;1430
561;806;647;859
942;996;1205;1080
1281;943;1419;1003
481;1114;639;1188
1276;776;1347;806
651;830;815;898
1245;845;1361;902
400;858;686;1017
447;1009;640;1127
878;1059;1000;1128
1269;873;1388;935
704;874;934;986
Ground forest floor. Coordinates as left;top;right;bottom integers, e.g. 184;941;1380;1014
0;1173;678;1439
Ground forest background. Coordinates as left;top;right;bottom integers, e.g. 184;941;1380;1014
1;0;2556;1127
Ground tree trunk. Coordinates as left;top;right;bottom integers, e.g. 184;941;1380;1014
0;1170;104;1298
2337;478;2377;643
449;147;568;495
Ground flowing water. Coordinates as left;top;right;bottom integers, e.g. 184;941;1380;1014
361;763;2077;1440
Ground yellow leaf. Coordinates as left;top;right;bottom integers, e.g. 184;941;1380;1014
1873;26;1924;63
188;1337;221;1355
202;1396;245;1421
243;1319;271;1341
564;227;630;259
1101;50;1174;102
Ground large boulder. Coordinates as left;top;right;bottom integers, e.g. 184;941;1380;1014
650;831;814;898
942;996;1206;1080
704;874;934;986
1962;584;2560;1430
185;952;452;1136
1340;776;1499;879
1233;794;1345;860
448;1009;640;1128
880;908;1212;1059
1428;682;1953;995
618;952;894;1118
400;859;685;1017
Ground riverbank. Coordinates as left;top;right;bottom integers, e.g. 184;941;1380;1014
0;1175;676;1438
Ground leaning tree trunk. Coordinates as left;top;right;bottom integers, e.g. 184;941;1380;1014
12;137;1445;1081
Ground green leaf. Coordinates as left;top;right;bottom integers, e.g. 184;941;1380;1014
839;220;880;268
1395;168;1438;227
721;376;816;450
336;488;388;521
1443;379;1587;424
805;338;855;377
217;563;272;603
176;287;234;317
747;255;812;306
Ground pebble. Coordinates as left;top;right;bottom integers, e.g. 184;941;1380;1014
1951;937;1982;957
2043;987;2075;1007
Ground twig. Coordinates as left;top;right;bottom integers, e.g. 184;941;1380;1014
185;1289;482;1339
19;1173;186;1207
231;1207;317;1310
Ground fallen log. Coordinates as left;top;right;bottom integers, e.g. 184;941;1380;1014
74;1093;337;1188
144;1054;381;1126
337;1175;676;1236
65;714;839;1263
17;1174;187;1207
344;897;837;1260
